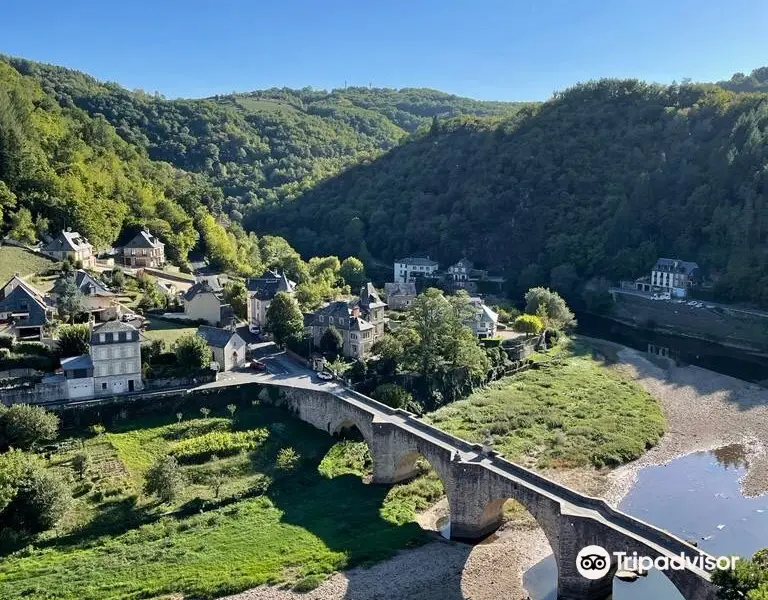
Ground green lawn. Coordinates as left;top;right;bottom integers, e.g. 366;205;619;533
0;401;434;600
141;317;197;347
0;246;56;284
426;341;665;469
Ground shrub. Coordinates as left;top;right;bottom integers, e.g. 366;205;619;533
88;423;105;437
0;404;59;450
143;455;184;503
72;452;92;480
0;334;14;349
513;314;544;336
169;429;269;464
372;383;413;409
276;447;301;471
1;458;70;534
14;342;50;356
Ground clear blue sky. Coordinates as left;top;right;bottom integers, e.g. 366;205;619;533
2;0;766;101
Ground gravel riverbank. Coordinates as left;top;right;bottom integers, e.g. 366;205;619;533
220;342;768;600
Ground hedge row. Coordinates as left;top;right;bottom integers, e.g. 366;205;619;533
169;429;269;464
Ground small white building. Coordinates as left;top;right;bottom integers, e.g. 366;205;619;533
393;257;439;284
90;320;144;395
466;297;499;338
59;354;96;399
196;325;246;372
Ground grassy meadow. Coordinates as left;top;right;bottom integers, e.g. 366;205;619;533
141;316;198;347
427;341;665;469
0;402;435;600
0;246;56;284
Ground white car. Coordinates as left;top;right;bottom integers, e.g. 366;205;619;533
687;301;697;306
316;371;333;381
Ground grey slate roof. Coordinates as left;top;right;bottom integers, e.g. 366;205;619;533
653;258;699;275
183;279;220;302
395;257;439;267
359;283;386;309
60;354;93;370
307;301;373;331
246;270;296;300
122;230;164;249
43;230;91;253
91;320;139;344
72;270;114;297
384;282;417;297
0;281;49;327
197;325;242;348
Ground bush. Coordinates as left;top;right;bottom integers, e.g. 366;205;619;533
372;383;413;409
169;429;269;464
0;404;59;450
143;455;184;503
72;452;92;480
14;342;50;356
276;447;301;471
0;334;14;349
173;334;212;373
0;348;10;360
513;314;544;336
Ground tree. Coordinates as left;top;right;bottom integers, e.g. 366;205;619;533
8;207;36;245
514;314;544;337
72;452;92;480
319;326;343;358
276;447;301;470
265;291;304;347
372;334;404;376
372;383;413;409
57;323;90;357
524;287;575;329
173;334;212;372
712;548;768;600
110;268;125;291
143;455;184;503
339;257;366;289
0;180;16;225
3;467;70;533
56;276;85;324
223;280;247;320
0;404;59;450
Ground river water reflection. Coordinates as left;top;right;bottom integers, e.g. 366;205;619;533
524;445;768;599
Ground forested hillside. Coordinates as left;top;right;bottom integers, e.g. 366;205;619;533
6;57;522;219
254;80;768;305
718;66;768;94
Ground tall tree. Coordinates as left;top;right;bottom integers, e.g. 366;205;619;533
339;257;366;290
56;276;85;324
265;291;304;347
56;324;90;357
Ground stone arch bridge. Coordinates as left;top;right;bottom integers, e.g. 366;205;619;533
252;380;719;600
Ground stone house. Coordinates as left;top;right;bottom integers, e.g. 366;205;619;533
54;270;119;322
90;320;143;395
650;258;699;298
393;257;439;283
306;300;375;359
196;325;246;372
384;282;417;310
42;229;95;267
466;297;499;338
0;276;54;340
182;278;234;327
59;354;96;400
116;229;166;269
357;283;386;341
246;270;296;333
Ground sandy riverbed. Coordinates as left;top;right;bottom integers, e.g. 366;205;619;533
220;343;768;600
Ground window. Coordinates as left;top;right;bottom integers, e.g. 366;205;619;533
101;382;107;390
352;344;357;354
329;317;333;324
99;333;105;343
319;315;324;323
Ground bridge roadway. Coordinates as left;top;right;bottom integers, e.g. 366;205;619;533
197;351;719;600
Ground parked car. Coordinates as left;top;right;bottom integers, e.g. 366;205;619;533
316;371;333;381
249;360;267;372
121;313;137;322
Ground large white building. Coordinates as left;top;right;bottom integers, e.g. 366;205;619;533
651;258;699;298
90;320;144;395
393;257;439;283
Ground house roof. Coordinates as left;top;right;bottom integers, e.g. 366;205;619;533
1;275;46;303
183;279;221;302
246;270;296;299
72;270;114;297
60;354;93;371
92;320;138;335
43;230;92;253
451;258;474;270
479;304;499;324
384;282;417;297
395;257;439;267
653;258;699;275
121;229;164;249
307;300;374;331
197;325;243;348
359;282;386;309
0;283;49;327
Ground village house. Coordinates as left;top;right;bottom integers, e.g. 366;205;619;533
54;270;119;322
182;277;234;327
0;276;54;340
384;282;417;310
196;325;246;372
466;297;499;338
90;320;143;395
59;354;96;400
448;257;474;285
305;300;375;359
650;258;699;298
393;257;439;283
357;283;386;341
246;270;296;333
42;229;95;268
116;228;166;269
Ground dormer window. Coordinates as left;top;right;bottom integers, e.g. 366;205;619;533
329;317;334;325
99;333;105;343
319;315;324;323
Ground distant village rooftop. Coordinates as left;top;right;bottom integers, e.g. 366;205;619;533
395;256;439;267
